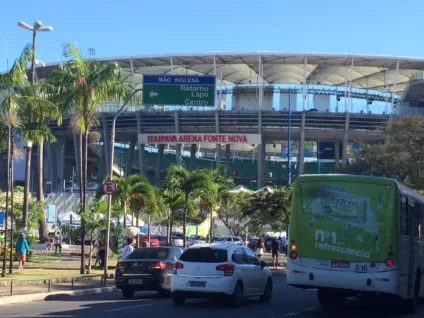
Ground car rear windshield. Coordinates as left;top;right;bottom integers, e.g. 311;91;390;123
179;248;228;263
127;248;169;260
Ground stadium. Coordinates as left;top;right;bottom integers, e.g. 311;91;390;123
6;52;424;216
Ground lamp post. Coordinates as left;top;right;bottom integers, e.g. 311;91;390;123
104;89;142;281
18;20;53;234
18;21;53;233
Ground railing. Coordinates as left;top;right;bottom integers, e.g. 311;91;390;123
71;274;105;290
10;278;51;296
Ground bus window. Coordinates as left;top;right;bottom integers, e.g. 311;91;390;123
400;196;409;236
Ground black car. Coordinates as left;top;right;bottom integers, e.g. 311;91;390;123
115;246;185;299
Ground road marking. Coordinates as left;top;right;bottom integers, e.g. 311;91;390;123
284;313;299;316
105;304;152;312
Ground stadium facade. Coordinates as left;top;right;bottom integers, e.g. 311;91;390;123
5;52;424;196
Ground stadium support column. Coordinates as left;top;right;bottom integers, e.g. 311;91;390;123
342;112;350;167
73;133;81;185
136;112;145;176
335;141;340;169
298;112;306;175
225;144;231;177
257;110;264;189
389;60;400;122
190;144;197;171
215;110;221;168
125;137;136;177
174;111;182;166
155;144;164;187
101;113;110;174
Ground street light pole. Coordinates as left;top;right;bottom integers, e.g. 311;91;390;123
104;88;142;281
18;21;53;234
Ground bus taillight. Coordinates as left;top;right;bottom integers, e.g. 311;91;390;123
291;244;297;251
385;259;394;267
289;251;298;260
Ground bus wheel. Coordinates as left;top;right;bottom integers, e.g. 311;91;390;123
317;288;345;308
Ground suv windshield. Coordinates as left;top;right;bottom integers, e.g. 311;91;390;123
127;248;169;260
180;248;228;263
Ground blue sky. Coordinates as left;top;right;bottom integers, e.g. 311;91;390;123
1;0;423;71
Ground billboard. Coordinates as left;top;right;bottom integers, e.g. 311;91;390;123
138;133;262;145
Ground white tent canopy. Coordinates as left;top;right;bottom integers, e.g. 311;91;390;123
229;185;254;194
255;186;275;194
59;211;81;224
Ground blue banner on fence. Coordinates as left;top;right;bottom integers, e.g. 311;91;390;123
46;205;56;224
0;211;4;228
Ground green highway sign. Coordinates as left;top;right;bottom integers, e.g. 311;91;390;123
142;74;216;107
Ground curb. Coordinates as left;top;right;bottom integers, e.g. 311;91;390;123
0;286;118;305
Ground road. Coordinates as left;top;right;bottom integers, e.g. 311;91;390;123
1;275;423;318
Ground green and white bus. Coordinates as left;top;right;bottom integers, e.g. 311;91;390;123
287;174;424;312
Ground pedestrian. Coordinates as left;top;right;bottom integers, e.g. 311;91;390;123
98;241;105;268
54;232;63;255
271;237;280;269
94;241;100;267
46;236;54;251
255;237;266;259
15;233;30;270
281;236;287;255
122;237;134;260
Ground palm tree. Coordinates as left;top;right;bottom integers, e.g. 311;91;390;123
204;168;234;238
19;83;61;241
111;175;156;229
161;189;185;244
165;165;215;247
49;44;132;273
0;45;59;242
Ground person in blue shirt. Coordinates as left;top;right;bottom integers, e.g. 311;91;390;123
16;233;30;270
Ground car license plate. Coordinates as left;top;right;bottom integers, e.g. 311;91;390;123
330;260;350;269
190;281;206;288
129;279;143;285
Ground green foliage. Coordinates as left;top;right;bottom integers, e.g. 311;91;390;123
339;115;424;189
217;192;250;236
242;186;293;234
164;165;217;245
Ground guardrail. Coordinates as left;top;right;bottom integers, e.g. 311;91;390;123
10;278;51;296
71;274;105;290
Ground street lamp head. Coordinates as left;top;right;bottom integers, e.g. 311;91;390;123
17;21;33;31
39;26;53;32
33;21;42;30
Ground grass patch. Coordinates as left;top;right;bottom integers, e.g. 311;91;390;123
0;268;106;281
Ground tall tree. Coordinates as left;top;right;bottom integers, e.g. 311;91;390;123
243;187;292;234
49;44;132;273
217;192;250;236
339;115;424;188
1;45;59;242
165;165;215;247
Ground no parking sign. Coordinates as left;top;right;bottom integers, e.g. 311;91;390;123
102;180;117;195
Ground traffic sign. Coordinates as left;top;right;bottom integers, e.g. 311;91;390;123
102;180;117;195
142;74;216;107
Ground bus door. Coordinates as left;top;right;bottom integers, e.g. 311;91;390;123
399;195;416;298
407;198;416;298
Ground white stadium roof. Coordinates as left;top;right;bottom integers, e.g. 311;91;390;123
98;53;424;94
39;52;424;95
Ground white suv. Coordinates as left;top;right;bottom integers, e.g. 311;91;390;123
171;243;273;307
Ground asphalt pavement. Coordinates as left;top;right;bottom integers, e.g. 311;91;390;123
1;275;423;318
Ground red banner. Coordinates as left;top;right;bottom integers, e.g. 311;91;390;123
138;133;262;144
